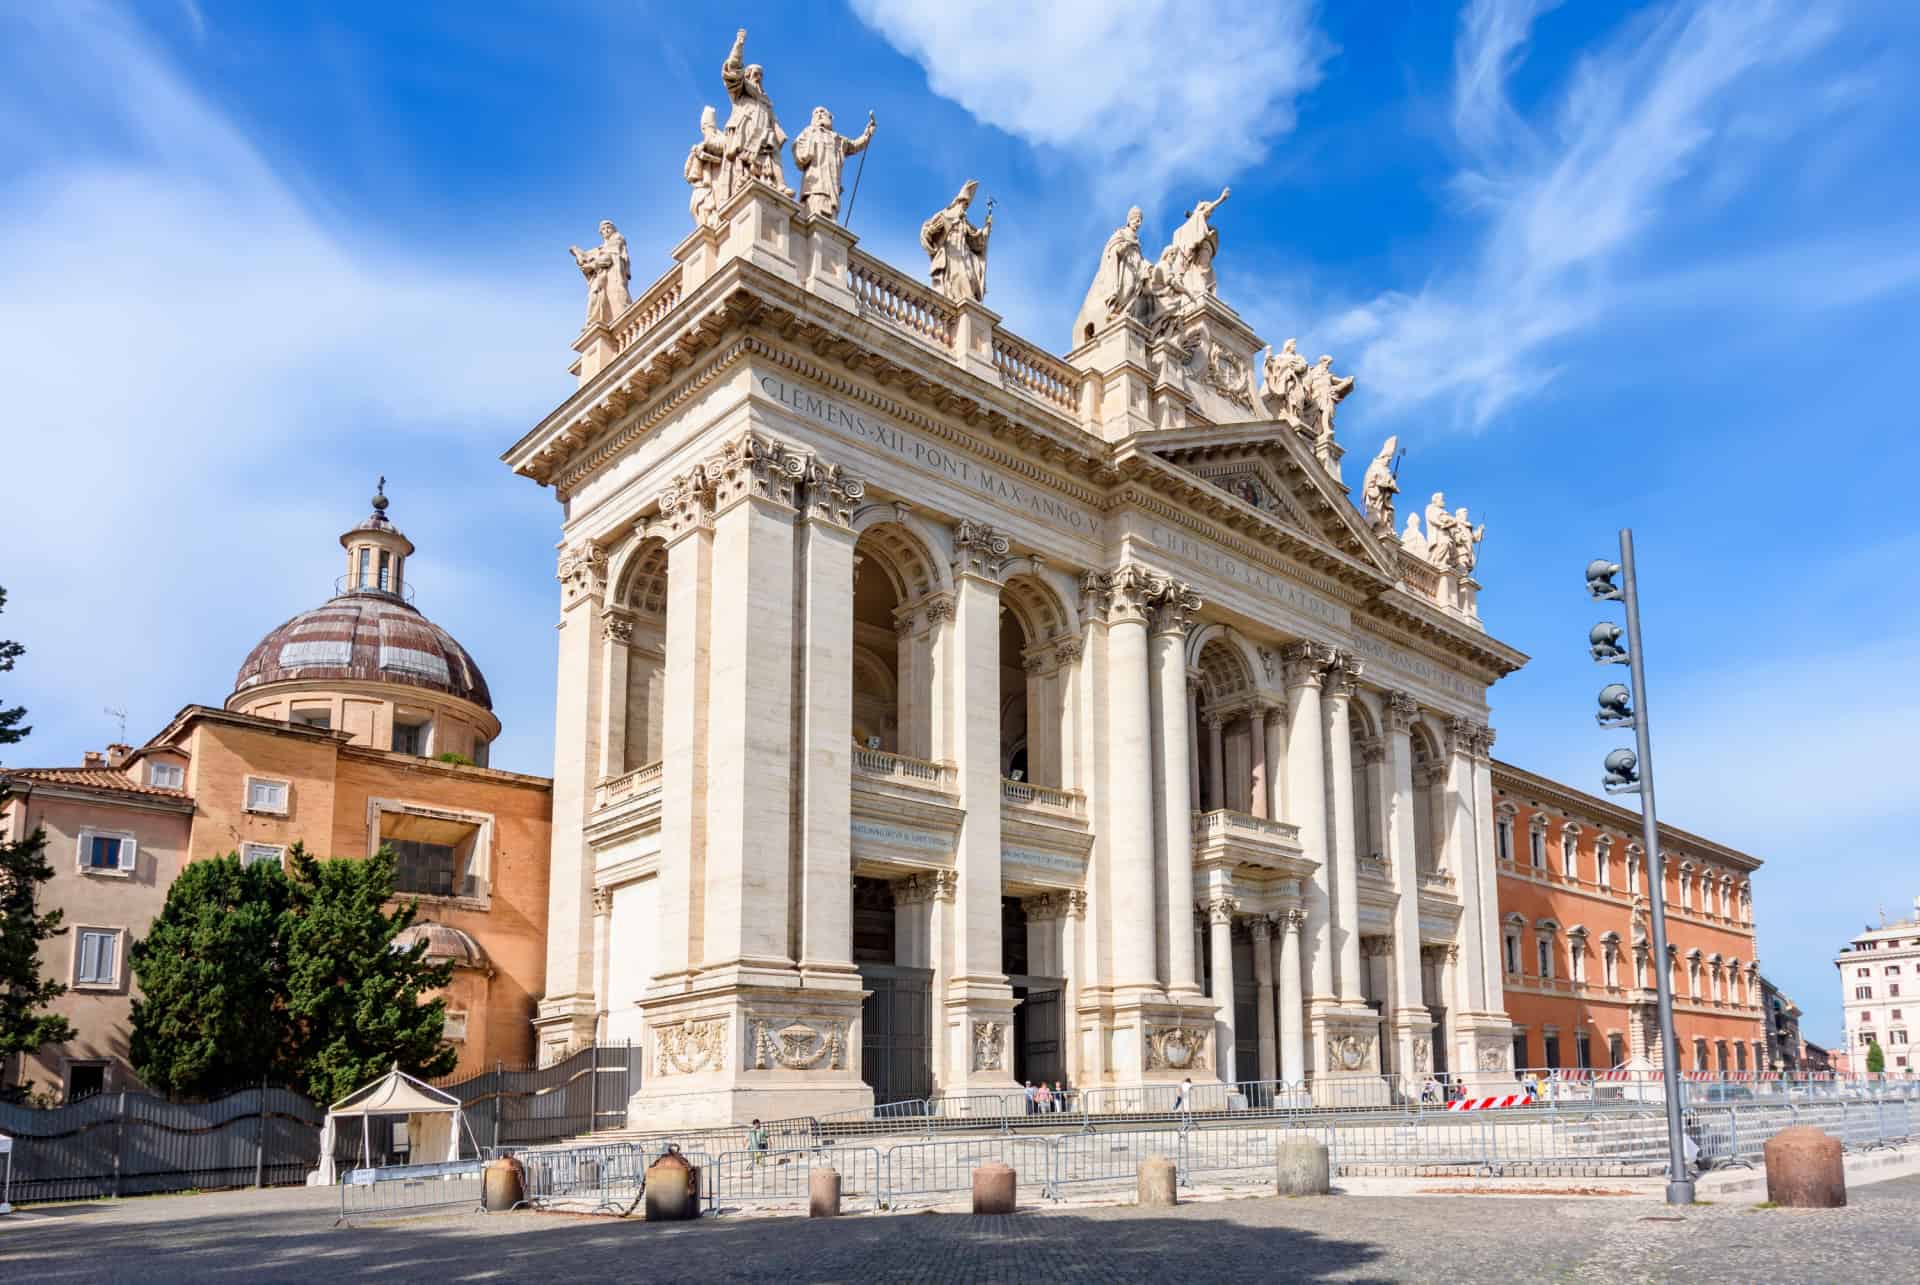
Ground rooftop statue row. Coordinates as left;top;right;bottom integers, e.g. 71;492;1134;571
1358;442;1485;578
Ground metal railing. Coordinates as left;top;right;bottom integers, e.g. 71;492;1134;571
338;1158;484;1224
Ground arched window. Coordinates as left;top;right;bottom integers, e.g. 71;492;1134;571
1000;571;1073;789
610;537;669;774
1191;636;1257;813
851;522;944;762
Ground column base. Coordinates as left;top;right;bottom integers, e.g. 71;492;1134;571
1087;996;1221;1083
1453;1013;1518;1092
1309;1003;1390;1106
627;983;870;1130
1390;1009;1438;1099
533;996;599;1067
937;986;1019;1096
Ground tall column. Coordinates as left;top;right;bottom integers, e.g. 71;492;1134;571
1148;581;1204;1000
1185;679;1203;818
701;436;799;979
795;463;863;984
892;605;924;758
1205;715;1227;811
1442;717;1489;1017
1061;890;1087;1085
1469;725;1504;1016
945;520;1013;1086
1382;692;1430;1086
1250;915;1277;1082
1278;909;1306;1085
1264;702;1288;819
598;609;633;779
1325;654;1363;1004
1248;706;1270;819
1055;639;1085;792
1093;572;1160;1001
591;885;613;1043
1208;895;1239;1082
1282;642;1335;1007
535;537;611;1055
655;492;714;989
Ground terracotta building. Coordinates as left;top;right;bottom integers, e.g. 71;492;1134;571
1491;761;1765;1074
1;492;551;1100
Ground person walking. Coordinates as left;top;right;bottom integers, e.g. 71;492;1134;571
1173;1076;1193;1115
1035;1081;1053;1114
748;1118;769;1166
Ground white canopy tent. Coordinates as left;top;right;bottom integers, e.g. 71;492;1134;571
307;1066;473;1185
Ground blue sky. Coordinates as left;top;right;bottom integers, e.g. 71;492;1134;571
2;0;1915;1045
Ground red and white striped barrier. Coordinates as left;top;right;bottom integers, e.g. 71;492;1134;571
1447;1092;1535;1112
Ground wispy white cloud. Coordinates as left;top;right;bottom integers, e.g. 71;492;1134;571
0;3;569;771
848;0;1331;201
1333;0;1871;429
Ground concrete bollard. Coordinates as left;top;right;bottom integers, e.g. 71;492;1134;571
481;1156;524;1212
972;1161;1017;1215
809;1166;842;1218
1764;1126;1846;1208
1137;1155;1178;1207
1274;1140;1331;1196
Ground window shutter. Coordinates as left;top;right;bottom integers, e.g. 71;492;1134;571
77;832;90;871
120;837;137;871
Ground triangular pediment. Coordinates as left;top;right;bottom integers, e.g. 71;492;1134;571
1137;421;1399;577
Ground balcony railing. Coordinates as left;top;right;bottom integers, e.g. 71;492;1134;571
612;264;685;354
1191;808;1301;844
1418;869;1457;890
853;746;956;789
992;333;1082;414
594;760;662;811
1357;853;1391;880
1001;779;1085;815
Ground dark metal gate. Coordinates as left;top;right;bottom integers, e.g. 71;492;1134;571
1008;975;1064;1086
859;964;933;1105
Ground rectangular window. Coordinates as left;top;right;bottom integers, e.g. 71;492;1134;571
241;843;285;869
88;835;122;869
1496;819;1513;863
1893;984;1902;997
1511;1032;1528;1069
245;777;289;814
1562;833;1578;878
1889;966;1903;976
471;739;489;769
1536;938;1552;979
378;549;392;591
77;830;135;874
67;1062;107;1102
75;929;119;986
392;839;459;898
1894;1010;1904;1021
1627;857;1639;895
1893;1031;1910;1045
147;762;184;789
1597;848;1611;888
1608;1034;1625;1068
1528;828;1545;869
1575;1034;1593;1070
1504;935;1520;975
1859;967;1871;978
291;707;332;730
1543;1033;1561;1069
392;719;428;756
358;547;371;589
1693;1040;1707;1072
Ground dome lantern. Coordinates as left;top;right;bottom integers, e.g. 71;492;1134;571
340;476;417;599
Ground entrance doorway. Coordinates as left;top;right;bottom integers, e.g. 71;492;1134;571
1007;974;1064;1086
859;964;934;1105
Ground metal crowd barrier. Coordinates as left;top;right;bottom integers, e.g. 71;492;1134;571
337;1158;485;1224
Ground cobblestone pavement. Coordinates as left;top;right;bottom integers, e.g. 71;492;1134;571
6;1176;1918;1282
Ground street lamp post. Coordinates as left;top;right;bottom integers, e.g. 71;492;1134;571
1588;529;1693;1206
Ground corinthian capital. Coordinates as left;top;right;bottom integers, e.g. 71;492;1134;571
1385;691;1419;733
708;430;807;511
1206;893;1240;925
1325;650;1364;701
801;454;866;528
951;517;1012;581
1280;640;1338;689
659;464;715;536
557;537;609;607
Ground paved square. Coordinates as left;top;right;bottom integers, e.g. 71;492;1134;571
6;1177;1919;1283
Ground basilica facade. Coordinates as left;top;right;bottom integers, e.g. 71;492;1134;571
509;35;1526;1126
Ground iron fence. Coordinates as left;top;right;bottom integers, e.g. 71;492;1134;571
337;1158;485;1224
440;1042;642;1154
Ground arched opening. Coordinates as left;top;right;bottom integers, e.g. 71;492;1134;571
1410;725;1443;874
1349;702;1380;858
1193;637;1256;812
613;538;669;773
851;523;942;760
999;573;1070;789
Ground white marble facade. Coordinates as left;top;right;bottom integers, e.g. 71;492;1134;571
508;71;1524;1125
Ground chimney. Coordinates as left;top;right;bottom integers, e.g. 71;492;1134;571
106;743;132;768
82;750;105;768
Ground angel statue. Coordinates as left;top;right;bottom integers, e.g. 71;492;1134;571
1361;436;1399;537
921;179;992;303
568;220;630;328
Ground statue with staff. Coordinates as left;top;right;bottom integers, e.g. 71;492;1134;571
792;106;876;221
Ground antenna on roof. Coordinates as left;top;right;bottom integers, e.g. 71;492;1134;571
104;705;127;741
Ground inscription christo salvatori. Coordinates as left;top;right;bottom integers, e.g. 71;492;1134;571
1144;524;1346;627
758;375;1101;535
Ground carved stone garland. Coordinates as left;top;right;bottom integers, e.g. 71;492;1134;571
656;1017;728;1075
750;1017;848;1071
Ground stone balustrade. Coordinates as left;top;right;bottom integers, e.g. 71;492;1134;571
853;746;956;790
594;759;663;811
611;265;685;355
848;251;958;349
1000;778;1086;815
1190;807;1302;844
991;333;1082;414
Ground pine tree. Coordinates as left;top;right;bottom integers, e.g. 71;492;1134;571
128;855;290;1099
0;787;75;1102
280;843;456;1104
0;587;29;751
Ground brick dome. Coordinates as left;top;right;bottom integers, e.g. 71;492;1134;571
231;591;493;711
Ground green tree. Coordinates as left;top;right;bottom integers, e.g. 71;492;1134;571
1866;1040;1886;1074
128;855;290;1099
281;844;456;1104
0;787;74;1102
0;587;29;751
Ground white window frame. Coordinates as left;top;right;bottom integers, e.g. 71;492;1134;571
76;827;137;877
1535;936;1554;980
443;1010;470;1043
1561;827;1579;879
1495;814;1514;863
1527;821;1546;870
72;926;122;989
244;775;290;816
1596;838;1613;889
241;842;286;870
146;761;184;789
